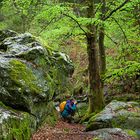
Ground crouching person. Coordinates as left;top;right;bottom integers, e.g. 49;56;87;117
60;99;76;123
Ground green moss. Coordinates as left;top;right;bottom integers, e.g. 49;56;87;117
93;137;101;140
124;129;138;139
9;59;42;94
0;103;34;140
78;104;88;116
10;120;29;139
38;57;48;67
44;115;57;127
80;111;96;123
0;102;22;114
41;102;59;127
0;101;6;107
111;115;127;128
111;113;140;129
8;115;31;140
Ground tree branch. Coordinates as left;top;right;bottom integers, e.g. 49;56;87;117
104;32;118;45
38;17;55;35
95;2;103;15
104;0;129;20
38;16;63;35
62;13;88;37
12;0;21;13
111;17;129;45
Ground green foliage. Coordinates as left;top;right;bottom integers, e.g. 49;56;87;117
41;102;59;126
105;61;140;82
0;0;139;108
124;129;139;139
0;0;48;32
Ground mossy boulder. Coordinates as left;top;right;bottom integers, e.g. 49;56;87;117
86;100;140;138
0;102;36;140
0;30;74;139
0;30;17;42
89;128;138;140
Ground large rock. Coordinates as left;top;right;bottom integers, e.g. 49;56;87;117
0;102;36;140
0;30;74;139
86;100;140;138
89;128;138;140
0;30;17;42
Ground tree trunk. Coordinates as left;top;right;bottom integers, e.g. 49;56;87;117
99;27;106;76
21;15;26;33
99;0;106;94
87;0;104;113
87;35;104;113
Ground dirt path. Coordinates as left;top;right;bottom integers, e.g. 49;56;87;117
31;120;137;140
31;120;94;140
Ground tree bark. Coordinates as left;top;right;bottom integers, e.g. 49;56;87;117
99;0;106;87
99;27;106;75
87;0;104;113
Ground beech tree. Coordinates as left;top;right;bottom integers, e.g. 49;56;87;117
61;0;130;113
37;0;131;113
61;0;131;113
86;0;104;113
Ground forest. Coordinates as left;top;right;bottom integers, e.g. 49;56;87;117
0;0;140;140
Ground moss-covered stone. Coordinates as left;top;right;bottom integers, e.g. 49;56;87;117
86;100;140;137
89;128;138;140
124;129;139;139
0;102;36;140
0;30;17;42
0;30;74;139
9;59;42;94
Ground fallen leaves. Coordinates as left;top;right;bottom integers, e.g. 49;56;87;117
31;120;94;140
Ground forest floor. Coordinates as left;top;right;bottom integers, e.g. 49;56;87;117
31;119;136;140
31;120;94;140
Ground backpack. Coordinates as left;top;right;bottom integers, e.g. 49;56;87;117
59;101;66;112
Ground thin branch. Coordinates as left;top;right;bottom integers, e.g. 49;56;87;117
104;0;129;20
38;16;63;35
38;17;55;35
62;27;74;40
12;0;21;13
111;17;129;45
62;13;88;37
95;2;103;15
64;25;87;40
104;32;118;45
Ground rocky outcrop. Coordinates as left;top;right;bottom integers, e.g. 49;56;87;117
90;128;138;140
86;100;140;139
0;30;74;139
